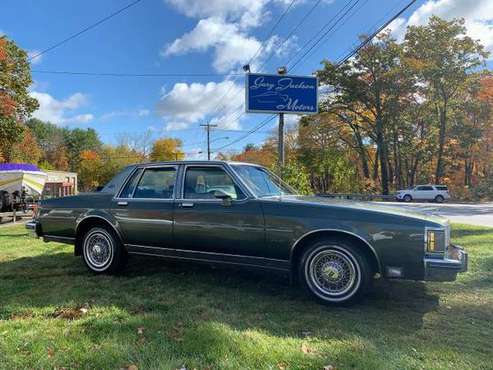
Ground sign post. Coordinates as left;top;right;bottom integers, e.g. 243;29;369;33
245;72;318;169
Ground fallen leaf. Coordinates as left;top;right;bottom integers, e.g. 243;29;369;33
301;342;313;354
127;365;138;370
47;347;55;358
277;362;288;369
137;327;144;335
323;366;336;370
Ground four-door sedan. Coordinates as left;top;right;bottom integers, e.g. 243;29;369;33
26;161;467;305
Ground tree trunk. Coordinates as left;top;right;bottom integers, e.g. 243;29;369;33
435;102;447;183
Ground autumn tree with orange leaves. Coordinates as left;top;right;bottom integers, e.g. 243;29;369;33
0;36;38;161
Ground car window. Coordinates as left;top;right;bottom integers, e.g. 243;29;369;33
183;166;245;200
417;186;433;191
435;185;448;191
232;164;296;197
101;165;135;194
119;168;143;198
133;167;176;199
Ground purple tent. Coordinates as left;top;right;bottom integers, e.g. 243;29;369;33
0;163;40;171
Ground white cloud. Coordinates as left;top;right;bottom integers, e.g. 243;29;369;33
386;0;493;54
163;17;290;72
28;50;43;65
64;113;94;124
30;91;93;124
163;17;267;72
165;121;189;131
100;108;151;121
157;80;243;130
165;0;271;29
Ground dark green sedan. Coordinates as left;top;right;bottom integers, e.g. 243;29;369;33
26;161;467;305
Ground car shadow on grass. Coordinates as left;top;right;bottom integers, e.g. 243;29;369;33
0;250;439;335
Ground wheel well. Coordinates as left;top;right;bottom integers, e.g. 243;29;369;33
291;231;381;276
75;217;121;256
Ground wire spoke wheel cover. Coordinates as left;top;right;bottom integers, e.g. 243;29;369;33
83;229;114;271
305;245;361;302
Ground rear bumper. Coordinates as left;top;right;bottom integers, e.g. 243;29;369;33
25;219;42;237
424;244;467;281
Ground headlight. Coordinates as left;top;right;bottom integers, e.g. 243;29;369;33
426;228;446;254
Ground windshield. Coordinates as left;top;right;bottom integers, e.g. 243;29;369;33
231;164;296;197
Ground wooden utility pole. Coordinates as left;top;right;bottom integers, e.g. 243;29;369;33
277;66;287;168
200;122;217;160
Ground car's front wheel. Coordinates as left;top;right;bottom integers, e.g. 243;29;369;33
82;226;125;274
434;195;444;203
298;239;372;305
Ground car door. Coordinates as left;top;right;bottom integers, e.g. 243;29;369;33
415;185;434;200
173;164;265;257
110;165;177;247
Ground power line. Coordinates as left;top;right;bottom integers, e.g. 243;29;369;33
258;0;324;72
207;0;298;128
287;0;361;70
212;115;277;152
289;0;370;72
31;70;241;78
335;0;417;67
211;0;359;130
29;0;145;61
212;0;418;153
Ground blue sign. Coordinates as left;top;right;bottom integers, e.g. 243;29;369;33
246;73;318;114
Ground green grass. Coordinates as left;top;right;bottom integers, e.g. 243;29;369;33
0;224;492;370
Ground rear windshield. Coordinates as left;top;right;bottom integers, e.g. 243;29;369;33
100;166;135;194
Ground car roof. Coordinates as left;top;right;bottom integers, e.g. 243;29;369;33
127;160;264;167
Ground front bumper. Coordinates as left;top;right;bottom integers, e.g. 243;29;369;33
424;244;468;281
25;219;42;237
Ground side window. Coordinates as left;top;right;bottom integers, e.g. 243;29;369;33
134;167;176;199
416;186;432;191
184;167;245;200
119;168;143;198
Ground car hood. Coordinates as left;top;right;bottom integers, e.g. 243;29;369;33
263;195;449;226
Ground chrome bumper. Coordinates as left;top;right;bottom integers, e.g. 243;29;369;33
25;220;42;237
424;244;467;281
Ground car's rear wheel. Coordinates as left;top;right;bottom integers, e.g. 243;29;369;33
403;194;412;202
434;195;444;203
82;226;125;274
298;239;372;305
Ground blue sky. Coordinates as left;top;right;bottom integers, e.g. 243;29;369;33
1;0;492;158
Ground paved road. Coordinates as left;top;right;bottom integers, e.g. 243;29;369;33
376;201;493;227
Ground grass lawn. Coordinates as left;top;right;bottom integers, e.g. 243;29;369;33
0;224;492;370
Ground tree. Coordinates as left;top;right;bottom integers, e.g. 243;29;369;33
317;32;411;194
10;128;42;164
404;17;488;183
230;143;276;168
150;138;184;161
0;36;39;161
63;127;102;171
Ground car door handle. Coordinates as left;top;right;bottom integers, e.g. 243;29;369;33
117;201;128;206
180;202;194;208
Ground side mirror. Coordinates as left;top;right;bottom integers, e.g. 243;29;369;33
213;190;232;206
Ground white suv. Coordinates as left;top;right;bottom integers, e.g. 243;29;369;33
396;185;450;203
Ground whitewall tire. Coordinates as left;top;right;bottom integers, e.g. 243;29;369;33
299;239;372;305
82;226;125;274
